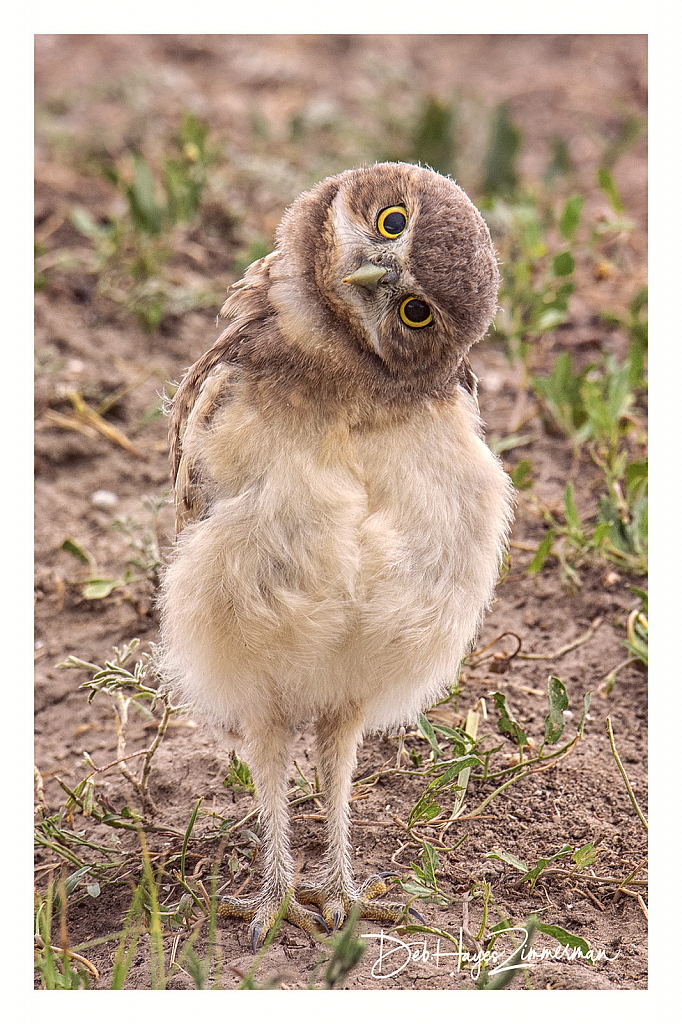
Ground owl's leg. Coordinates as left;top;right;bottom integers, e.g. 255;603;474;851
219;720;328;949
295;710;408;930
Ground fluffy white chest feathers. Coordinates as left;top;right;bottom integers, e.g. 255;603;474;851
160;380;512;734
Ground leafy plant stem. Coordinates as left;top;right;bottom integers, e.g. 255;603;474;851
466;769;531;818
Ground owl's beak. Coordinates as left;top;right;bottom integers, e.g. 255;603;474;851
342;262;387;291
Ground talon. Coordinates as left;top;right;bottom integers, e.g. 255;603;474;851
314;913;330;934
250;922;262;952
408;906;426;925
332;909;343;931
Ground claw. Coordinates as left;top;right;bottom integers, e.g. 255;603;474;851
250;922;262;952
314;913;330;935
408;906;426;925
332;909;344;931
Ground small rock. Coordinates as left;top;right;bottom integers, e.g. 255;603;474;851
91;490;119;510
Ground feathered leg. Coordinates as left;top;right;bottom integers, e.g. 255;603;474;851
296;709;407;929
219;718;328;948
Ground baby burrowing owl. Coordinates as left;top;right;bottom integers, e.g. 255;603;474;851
159;162;513;948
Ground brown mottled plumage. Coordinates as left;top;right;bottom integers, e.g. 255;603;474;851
160;162;513;947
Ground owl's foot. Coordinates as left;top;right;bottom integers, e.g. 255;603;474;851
295;872;420;931
219;890;329;950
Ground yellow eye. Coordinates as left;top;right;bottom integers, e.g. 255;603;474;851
399;296;433;328
377;205;407;239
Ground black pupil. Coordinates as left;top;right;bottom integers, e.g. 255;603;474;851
404;298;430;323
383;210;406;235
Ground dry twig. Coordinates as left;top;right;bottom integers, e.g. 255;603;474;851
606;717;648;831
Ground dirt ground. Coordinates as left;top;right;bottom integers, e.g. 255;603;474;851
34;34;647;991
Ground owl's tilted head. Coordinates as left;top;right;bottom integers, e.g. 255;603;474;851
274;162;499;375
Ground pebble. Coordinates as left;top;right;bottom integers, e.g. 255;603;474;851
91;490;119;509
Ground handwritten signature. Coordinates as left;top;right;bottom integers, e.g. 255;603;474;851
360;927;621;979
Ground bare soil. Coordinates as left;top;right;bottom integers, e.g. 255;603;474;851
34;34;647;990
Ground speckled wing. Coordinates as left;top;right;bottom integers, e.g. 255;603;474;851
168;254;275;533
169;362;232;532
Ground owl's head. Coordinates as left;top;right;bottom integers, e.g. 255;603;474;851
275;162;499;375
